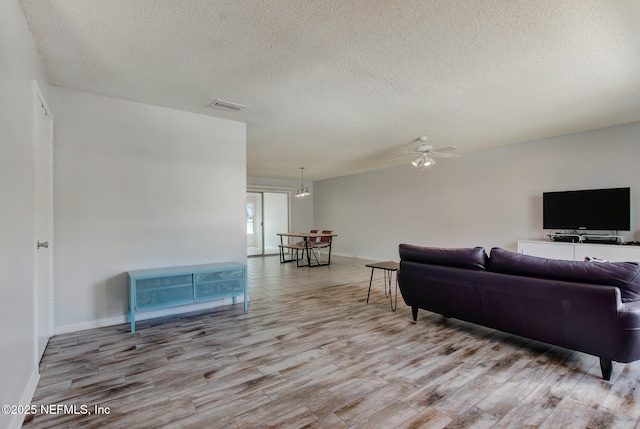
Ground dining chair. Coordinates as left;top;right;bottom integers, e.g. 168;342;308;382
313;230;332;248
313;230;333;261
308;229;319;246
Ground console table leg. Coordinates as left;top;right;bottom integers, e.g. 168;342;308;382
412;306;418;321
129;281;136;333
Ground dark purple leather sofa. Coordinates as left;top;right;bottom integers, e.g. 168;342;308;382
397;244;640;379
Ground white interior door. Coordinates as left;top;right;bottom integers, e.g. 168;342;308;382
33;82;53;363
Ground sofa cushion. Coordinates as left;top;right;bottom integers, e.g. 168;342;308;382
489;247;640;302
399;244;488;271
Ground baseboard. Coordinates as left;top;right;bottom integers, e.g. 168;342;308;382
54;297;245;335
7;368;39;429
55;315;126;335
332;252;392;262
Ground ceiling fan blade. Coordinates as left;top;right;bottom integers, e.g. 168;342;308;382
431;152;462;158
433;146;459;153
385;154;417;161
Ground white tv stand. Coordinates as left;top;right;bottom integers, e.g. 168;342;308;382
518;240;640;263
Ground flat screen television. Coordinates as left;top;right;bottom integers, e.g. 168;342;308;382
543;187;631;231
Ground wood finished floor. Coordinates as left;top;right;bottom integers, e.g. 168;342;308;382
23;255;640;428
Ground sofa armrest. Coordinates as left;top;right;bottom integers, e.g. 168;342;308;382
616;299;640;363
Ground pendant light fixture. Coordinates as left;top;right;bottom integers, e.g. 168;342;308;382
295;167;311;198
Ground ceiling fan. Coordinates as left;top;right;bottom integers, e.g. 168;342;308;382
388;136;461;168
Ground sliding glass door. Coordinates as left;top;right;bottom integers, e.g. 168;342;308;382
247;191;289;257
247;192;263;256
263;192;289;255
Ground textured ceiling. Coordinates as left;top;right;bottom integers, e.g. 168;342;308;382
20;0;640;181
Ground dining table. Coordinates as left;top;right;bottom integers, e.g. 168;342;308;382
277;232;337;267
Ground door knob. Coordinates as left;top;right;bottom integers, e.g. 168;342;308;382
37;241;49;249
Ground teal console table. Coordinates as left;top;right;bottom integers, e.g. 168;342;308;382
127;262;247;333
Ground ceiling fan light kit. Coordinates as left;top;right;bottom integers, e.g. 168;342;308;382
412;153;436;168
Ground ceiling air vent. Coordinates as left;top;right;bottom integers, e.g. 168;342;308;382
209;99;246;111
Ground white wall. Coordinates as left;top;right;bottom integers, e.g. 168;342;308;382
0;2;51;428
51;87;246;333
314;122;640;261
